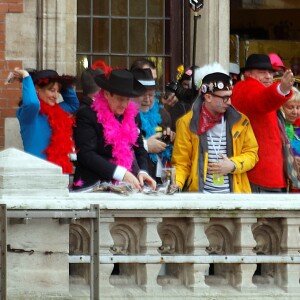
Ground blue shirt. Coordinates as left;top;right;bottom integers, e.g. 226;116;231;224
16;76;79;159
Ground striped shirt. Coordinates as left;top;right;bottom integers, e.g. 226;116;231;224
203;119;230;193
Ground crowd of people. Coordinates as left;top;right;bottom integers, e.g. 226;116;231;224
10;52;300;194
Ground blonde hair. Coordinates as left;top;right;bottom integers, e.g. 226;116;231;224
280;87;300;121
286;87;300;104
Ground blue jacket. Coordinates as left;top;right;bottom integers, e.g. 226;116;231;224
16;76;79;159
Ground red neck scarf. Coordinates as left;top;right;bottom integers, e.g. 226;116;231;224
198;104;224;135
39;99;75;174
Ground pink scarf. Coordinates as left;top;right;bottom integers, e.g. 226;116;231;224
91;90;139;171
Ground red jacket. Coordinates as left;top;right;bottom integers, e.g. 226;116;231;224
231;77;292;188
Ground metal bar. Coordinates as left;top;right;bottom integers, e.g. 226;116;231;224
7;210;97;219
91;204;100;300
0;205;7;300
69;254;300;264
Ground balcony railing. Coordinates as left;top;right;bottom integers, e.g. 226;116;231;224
1;148;300;299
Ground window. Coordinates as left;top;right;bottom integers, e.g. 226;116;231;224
77;0;190;90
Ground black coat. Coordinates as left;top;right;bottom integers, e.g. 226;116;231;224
72;104;148;189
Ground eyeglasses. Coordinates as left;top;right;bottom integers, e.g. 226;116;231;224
210;93;231;103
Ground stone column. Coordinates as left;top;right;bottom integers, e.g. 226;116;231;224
186;217;210;291
140;217;162;292
5;0;76;74
280;218;300;293
234;217;257;292
39;0;77;74
99;217;115;296
193;0;230;69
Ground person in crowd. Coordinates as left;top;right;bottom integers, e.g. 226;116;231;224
77;60;113;111
72;66;156;191
77;67;103;110
278;87;300;192
130;58;158;80
130;58;179;109
269;53;286;78
168;65;199;131
229;62;241;85
131;67;173;182
231;53;294;193
13;68;79;174
172;63;258;193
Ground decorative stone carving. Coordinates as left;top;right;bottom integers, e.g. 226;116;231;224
205;221;235;287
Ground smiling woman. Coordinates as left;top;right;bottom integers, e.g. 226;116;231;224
14;68;79;174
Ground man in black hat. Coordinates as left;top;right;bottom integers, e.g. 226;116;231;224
131;68;173;183
72;68;156;191
172;63;258;193
231;53;294;193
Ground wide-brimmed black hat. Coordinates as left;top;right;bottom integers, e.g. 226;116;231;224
94;69;146;97
30;69;76;89
131;68;156;89
200;72;233;94
241;54;275;72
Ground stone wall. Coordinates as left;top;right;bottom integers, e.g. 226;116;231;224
1;148;300;299
1;0;77;150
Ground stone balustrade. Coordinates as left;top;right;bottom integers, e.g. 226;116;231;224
1;148;300;299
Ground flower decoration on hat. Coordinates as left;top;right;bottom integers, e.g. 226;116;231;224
92;60;112;79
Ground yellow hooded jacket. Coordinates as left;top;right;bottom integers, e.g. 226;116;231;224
172;99;259;193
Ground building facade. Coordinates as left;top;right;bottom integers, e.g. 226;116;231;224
1;0;300;150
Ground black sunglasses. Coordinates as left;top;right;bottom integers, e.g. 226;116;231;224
210;93;231;103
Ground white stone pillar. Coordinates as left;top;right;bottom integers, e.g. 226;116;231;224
99;217;115;295
186;217;210;291
5;0;77;74
40;0;77;74
193;0;230;69
234;217;257;292
140;217;162;292
280;218;300;293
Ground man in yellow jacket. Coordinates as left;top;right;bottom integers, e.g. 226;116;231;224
172;63;258;193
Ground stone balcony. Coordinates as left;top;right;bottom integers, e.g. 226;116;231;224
1;148;300;299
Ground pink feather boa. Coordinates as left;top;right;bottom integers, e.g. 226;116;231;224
91;90;139;171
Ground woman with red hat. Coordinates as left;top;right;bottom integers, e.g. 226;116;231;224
13;68;79;174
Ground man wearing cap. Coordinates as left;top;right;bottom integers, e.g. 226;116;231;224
72;67;156;191
231;53;294;193
131;68;173;182
172;63;258;193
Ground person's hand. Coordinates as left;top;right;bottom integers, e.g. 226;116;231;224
161;92;178;108
207;154;236;175
138;172;157;190
279;69;294;94
123;171;142;191
13;68;29;80
147;133;167;153
162;127;176;143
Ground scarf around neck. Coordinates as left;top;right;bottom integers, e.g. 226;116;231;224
39;99;75;174
285;123;300;156
91;90;139;171
140;98;173;163
198;103;224;135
